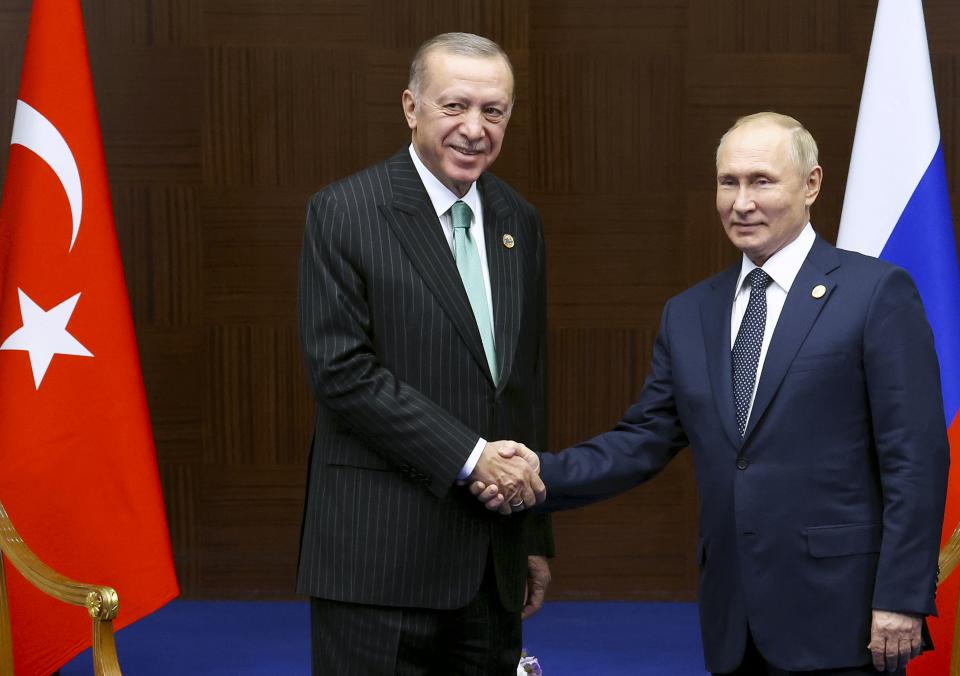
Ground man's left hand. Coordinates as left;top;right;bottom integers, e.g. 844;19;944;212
868;609;922;672
522;555;551;620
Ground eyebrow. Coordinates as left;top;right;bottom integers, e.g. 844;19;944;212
717;171;774;180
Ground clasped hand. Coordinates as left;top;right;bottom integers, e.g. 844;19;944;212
466;441;542;515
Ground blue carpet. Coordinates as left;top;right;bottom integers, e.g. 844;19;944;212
61;600;707;675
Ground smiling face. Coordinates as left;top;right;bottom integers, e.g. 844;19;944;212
716;120;822;265
402;50;514;197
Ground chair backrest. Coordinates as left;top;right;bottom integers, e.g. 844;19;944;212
1;552;14;676
938;521;960;675
0;501;122;675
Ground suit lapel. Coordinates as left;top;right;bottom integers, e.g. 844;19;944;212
701;264;742;449
479;174;522;391
743;237;840;440
380;151;493;381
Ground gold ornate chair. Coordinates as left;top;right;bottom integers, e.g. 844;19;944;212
939;520;960;675
0;500;121;676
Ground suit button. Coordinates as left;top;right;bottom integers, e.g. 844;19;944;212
736;457;749;470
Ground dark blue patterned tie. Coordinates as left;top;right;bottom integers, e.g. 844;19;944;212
732;268;772;436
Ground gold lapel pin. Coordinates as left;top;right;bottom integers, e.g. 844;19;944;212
811;284;827;299
502;234;515;249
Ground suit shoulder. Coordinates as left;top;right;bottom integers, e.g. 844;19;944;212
482;172;540;219
668;267;735;307
834;246;900;273
833;246;919;290
309;160;392;210
302;161;394;246
812;242;923;314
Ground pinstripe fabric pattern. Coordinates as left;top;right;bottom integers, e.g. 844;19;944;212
309;563;521;675
297;149;553;612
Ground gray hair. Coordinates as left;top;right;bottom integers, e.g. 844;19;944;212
716;112;819;176
408;32;514;101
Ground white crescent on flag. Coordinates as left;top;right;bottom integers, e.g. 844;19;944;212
10;98;83;251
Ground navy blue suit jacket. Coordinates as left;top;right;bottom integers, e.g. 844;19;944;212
540;237;949;672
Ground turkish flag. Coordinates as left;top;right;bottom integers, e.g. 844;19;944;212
0;2;178;674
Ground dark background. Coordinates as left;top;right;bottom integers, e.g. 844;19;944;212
0;0;957;601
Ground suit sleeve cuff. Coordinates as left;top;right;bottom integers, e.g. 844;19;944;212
457;437;486;481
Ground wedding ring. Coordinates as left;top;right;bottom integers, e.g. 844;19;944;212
510;500;525;509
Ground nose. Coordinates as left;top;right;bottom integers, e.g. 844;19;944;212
733;185;755;213
460;108;485;140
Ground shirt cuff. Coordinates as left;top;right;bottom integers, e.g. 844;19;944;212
457;437;487;481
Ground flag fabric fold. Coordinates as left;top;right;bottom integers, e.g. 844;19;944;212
837;1;960;673
0;1;178;673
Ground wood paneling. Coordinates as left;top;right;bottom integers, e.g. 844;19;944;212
203;47;367;186
0;0;956;601
91;47;204;182
371;0;529;50
203;1;370;47
202;324;312;467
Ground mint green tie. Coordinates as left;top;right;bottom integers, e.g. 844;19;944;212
451;200;498;384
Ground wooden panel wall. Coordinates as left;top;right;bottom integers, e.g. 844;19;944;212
0;0;957;600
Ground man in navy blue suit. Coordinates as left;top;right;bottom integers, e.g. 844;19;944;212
474;112;949;674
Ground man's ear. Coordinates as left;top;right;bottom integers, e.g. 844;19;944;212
805;165;823;207
402;90;417;131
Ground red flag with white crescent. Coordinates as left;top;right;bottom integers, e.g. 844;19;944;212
0;1;178;673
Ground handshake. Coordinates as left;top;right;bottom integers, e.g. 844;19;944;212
464;440;544;515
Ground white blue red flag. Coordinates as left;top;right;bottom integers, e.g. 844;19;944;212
836;0;960;672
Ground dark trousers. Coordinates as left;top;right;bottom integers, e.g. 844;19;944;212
716;629;904;675
310;560;521;676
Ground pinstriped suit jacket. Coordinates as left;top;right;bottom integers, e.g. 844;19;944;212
296;149;554;611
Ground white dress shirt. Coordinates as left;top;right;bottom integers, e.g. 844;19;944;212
408;145;492;479
730;223;816;424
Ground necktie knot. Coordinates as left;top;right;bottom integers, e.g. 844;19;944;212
747;268;772;291
451;200;472;231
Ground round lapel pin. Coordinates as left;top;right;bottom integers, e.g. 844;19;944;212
811;284;826;299
502;234;515;249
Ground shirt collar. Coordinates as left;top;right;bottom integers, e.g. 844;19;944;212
736;223;816;294
408;144;481;221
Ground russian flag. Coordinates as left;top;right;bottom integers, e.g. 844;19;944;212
836;0;960;672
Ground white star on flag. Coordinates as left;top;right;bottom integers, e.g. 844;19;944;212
0;288;93;389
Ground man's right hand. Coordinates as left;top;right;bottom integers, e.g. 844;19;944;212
468;442;544;514
468;440;545;513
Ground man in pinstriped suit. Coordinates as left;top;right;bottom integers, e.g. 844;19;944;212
297;33;554;675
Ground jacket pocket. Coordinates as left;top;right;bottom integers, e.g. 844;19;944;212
804;522;881;558
789;351;850;373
